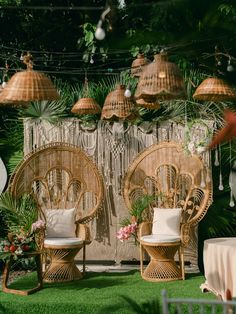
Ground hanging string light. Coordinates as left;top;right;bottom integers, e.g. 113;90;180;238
194;48;236;101
124;84;132;98
1;61;9;89
227;57;234;72
95;6;111;41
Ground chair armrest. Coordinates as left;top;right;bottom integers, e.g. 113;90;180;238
138;222;152;239
180;223;191;246
35;229;45;251
75;223;91;244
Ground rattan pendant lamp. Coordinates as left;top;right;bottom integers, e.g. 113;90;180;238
193;77;236;101
131;54;150;78
135;51;186;107
101;84;137;121
71;77;101;115
0;52;59;104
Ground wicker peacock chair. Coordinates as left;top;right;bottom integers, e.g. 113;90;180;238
123;142;212;282
9;142;104;283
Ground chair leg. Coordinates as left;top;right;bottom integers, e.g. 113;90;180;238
140;243;144;275
180;246;185;280
82;242;86;275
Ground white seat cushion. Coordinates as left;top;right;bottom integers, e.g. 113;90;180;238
44;237;83;246
45;208;76;238
140;234;181;243
152;207;182;236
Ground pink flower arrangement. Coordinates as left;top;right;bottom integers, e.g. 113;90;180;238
116;223;137;242
31;219;45;232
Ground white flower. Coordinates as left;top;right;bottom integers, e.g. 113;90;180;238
15;247;23;255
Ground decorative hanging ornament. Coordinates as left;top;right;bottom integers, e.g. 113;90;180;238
0;52;59;104
131;54;150;78
193;77;236;102
135;52;186;105
71;77;101;115
101;84;137;121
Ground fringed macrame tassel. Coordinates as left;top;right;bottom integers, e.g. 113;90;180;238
214;146;219;166
229;141;235;207
200;168;206;188
218;145;224;191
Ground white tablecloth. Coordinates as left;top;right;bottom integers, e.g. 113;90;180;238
201;237;236;300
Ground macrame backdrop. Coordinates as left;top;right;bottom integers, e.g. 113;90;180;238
24;118;212;270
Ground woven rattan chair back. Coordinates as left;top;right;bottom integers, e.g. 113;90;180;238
10;143;104;224
123;142;212;282
123;142;212;244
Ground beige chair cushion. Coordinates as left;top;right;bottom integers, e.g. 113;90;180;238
44;237;83;247
45;208;76;238
152;207;182;236
140;234;181;243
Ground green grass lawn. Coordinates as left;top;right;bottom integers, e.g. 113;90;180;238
0;271;215;314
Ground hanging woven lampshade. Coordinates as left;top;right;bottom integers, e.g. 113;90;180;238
193;77;236;101
71;76;101;115
101;84;137;120
0;53;59;104
131;54;150;78
135;52;186;102
71;97;101;115
136;98;160;110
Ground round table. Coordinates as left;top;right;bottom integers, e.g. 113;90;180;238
43;238;84;283
201;237;236;300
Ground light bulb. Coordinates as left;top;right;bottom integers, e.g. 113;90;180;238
124;88;132;98
158;71;166;78
2;81;7;88
230;200;235;207
227;60;234;72
95;26;105;40
90;57;94;64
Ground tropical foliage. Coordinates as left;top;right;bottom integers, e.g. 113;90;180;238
0;192;44;262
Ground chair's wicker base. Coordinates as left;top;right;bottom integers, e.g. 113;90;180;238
43;244;84;283
141;241;183;282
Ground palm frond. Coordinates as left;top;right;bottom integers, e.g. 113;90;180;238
0;192;38;236
19;100;68;123
7;150;23;175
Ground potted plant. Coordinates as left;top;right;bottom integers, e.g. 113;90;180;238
0;192;45;262
117;194;154;242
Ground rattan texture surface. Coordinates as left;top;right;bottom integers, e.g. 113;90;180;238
101;84;137;120
135;53;186;102
193;77;236;101
0;69;59;103
10;142;104;224
131;54;150;78
71;97;101;115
